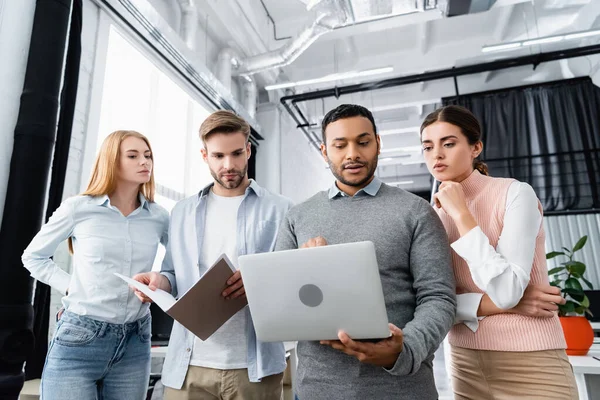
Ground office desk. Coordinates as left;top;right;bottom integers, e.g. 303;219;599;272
570;344;600;400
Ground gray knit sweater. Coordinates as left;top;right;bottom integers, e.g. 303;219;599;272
275;182;456;400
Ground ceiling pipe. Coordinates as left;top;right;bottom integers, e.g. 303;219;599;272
282;43;600;104
217;47;258;117
234;0;351;76
241;78;258;119
217;48;237;91
281;43;600;150
177;0;198;50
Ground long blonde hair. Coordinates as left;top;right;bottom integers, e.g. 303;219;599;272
68;130;155;253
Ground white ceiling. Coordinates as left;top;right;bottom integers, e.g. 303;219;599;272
171;0;600;191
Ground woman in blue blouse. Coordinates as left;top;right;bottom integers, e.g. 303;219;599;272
22;130;169;400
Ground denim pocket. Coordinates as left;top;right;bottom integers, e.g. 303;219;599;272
54;321;98;347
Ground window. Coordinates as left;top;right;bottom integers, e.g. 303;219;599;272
95;26;215;270
97;26;213;211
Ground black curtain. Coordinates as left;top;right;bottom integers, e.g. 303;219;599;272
444;77;600;213
24;0;82;380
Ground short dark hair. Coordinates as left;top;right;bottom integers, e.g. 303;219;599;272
321;104;377;143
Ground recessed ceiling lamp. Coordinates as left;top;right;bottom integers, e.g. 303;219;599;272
265;66;394;91
482;29;600;53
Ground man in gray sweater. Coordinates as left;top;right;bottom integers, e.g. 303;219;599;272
275;104;456;399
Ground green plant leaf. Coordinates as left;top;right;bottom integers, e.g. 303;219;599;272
574;306;586;315
582;277;594;290
550;280;561;287
562;247;572;254
565;261;586;275
565;278;583;291
548;267;565;275
568;292;585;303
572;235;588;252
580;295;590;308
585;309;594;318
562;287;585;302
546;251;565;259
559;301;576;316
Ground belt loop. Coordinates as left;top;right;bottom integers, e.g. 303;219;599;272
98;322;108;338
137;318;143;335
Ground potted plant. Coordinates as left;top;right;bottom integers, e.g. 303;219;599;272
547;235;595;356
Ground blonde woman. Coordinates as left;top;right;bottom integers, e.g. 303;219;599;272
22;130;169;400
420;106;577;399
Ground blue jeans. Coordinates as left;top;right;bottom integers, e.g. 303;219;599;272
40;310;151;400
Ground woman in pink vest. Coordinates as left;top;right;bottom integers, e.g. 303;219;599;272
420;105;578;399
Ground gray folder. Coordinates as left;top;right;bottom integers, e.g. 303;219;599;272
167;255;248;340
117;254;248;341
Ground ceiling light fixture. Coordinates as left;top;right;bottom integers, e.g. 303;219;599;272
265;66;394;91
482;29;600;53
379;126;421;136
386;180;414;186
380;145;423;154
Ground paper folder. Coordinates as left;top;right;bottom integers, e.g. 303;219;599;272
116;255;248;340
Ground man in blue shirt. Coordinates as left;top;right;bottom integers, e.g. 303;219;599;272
134;110;293;399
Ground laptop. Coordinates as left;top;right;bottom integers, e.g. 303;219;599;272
238;241;390;342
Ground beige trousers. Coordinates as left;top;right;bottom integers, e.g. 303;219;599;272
164;366;283;400
450;346;578;400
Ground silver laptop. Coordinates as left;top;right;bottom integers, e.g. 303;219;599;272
238;241;390;342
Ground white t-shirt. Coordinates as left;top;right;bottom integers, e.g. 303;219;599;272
190;190;249;369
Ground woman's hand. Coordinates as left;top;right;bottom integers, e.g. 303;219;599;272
434;181;477;235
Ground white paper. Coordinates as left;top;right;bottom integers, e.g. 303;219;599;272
114;273;177;311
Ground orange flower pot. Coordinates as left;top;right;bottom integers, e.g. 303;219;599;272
559;316;594;356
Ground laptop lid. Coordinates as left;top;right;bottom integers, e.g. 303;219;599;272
239;241;390;342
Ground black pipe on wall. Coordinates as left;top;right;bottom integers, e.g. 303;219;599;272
0;0;73;397
281;43;600;151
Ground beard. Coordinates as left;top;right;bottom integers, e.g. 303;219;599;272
327;156;378;188
211;165;247;190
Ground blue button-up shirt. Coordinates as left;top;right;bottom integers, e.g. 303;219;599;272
22;194;169;324
328;176;383;199
159;180;294;388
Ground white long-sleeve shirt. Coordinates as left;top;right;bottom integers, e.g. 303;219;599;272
22;194;169;324
454;181;542;331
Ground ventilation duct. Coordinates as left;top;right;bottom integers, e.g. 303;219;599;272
177;0;198;50
234;0;443;76
234;0;351;76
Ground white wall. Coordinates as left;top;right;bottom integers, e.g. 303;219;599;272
0;0;36;224
256;102;332;203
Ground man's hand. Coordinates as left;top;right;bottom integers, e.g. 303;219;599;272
300;236;328;248
510;284;565;318
222;270;246;300
131;272;171;303
320;323;404;368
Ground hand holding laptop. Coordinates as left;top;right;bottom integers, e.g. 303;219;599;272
320;323;404;368
299;236;405;368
